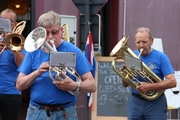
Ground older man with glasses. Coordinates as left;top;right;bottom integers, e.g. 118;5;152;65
16;10;96;120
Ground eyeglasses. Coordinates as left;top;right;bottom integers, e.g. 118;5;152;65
46;28;60;36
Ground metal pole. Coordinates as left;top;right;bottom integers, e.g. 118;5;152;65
122;0;127;37
169;110;171;119
178;108;179;119
30;0;35;30
84;0;90;119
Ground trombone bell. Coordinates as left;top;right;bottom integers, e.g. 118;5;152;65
0;21;26;54
4;33;25;52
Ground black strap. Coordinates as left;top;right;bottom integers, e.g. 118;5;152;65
132;92;164;100
132;93;146;100
46;109;51;117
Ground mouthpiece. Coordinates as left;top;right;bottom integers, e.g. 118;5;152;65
138;48;143;58
50;39;57;52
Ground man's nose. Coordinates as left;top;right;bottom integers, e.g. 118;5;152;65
48;32;53;37
139;42;145;47
47;33;54;39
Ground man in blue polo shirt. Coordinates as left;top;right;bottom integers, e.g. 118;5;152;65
0;8;26;120
120;27;176;120
16;11;96;120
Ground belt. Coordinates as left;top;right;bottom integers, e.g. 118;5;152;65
33;101;71;119
43;105;67;118
132;92;164;100
41;105;65;111
44;106;64;111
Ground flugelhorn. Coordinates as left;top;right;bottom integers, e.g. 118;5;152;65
24;27;81;95
110;36;163;100
0;21;26;55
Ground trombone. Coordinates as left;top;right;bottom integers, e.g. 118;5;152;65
0;21;26;55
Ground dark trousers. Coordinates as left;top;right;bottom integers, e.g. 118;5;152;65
128;94;167;120
0;94;21;120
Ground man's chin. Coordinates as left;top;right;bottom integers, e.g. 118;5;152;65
141;53;148;56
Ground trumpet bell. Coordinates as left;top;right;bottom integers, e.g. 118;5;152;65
0;21;26;54
24;27;47;52
4;33;25;52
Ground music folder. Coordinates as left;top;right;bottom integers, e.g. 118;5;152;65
49;51;76;67
0;17;11;33
125;55;142;71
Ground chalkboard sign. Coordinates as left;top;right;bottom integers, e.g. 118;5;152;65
92;57;131;120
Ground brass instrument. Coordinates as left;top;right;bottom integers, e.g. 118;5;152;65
0;21;26;55
62;24;70;42
110;36;163;100
24;26;81;95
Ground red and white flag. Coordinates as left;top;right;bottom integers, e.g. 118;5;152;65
85;31;96;110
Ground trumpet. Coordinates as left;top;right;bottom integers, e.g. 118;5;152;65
0;21;26;55
24;27;81;95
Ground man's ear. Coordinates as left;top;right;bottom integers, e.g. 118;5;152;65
151;37;154;41
60;26;63;32
151;37;154;45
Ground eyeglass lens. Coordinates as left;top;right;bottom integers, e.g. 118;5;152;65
47;29;60;36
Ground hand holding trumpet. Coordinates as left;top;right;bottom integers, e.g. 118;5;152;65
0;40;7;54
0;41;5;50
0;33;8;52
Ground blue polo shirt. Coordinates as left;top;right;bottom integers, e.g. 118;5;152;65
18;40;92;106
0;49;26;94
132;49;174;94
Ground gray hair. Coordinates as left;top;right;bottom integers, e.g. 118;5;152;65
0;8;17;21
37;11;61;27
135;27;152;38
